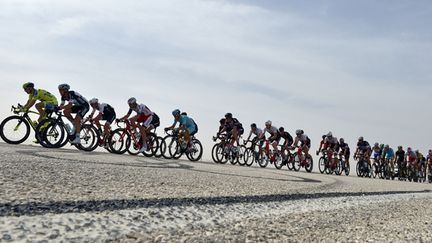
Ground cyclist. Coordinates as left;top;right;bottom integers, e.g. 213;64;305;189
259;120;280;155
218;113;243;148
395;146;406;177
165;109;197;149
382;144;395;176
323;132;339;164
291;129;311;162
87;98;116;147
427;150;432;177
120;97;159;153
338;138;350;169
372;143;383;164
22;82;58;123
278;127;293;163
316;135;327;156
416;150;426;178
354;136;371;163
405;147;418;176
58;83;89;145
245;123;264;146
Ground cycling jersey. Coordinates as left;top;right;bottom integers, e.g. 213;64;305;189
406;151;417;162
339;142;350;153
324;136;338;149
279;131;293;145
90;103;116;123
29;89;58;105
127;104;152;116
395;150;405;162
249;128;263;137
263;126;278;136
384;148;395;159
296;134;311;148
61;91;88;106
173;115;197;134
357;141;370;151
224;118;243;131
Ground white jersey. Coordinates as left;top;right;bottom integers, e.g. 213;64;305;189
263;126;278;136
324;136;338;145
249;128;263;137
95;103;109;113
128;104;153;116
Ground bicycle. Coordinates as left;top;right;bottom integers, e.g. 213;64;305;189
108;119;159;156
318;150;330;174
338;152;350;176
290;146;313;173
0;104;44;144
355;151;371;178
242;138;263;167
37;108;98;151
326;151;342;175
259;139;284;169
163;129;203;161
212;134;243;165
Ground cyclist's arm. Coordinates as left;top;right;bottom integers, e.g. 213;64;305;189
23;98;36;111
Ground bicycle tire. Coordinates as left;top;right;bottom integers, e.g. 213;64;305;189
108;129;128;154
0;116;31;144
186;139;203;162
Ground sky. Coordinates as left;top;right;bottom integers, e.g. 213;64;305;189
0;0;431;160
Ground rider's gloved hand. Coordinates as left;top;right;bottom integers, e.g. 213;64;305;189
316;150;319;156
164;127;169;132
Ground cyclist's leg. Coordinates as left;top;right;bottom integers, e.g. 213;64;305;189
35;102;45;122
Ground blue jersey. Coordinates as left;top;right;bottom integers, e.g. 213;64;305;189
173;115;196;131
384;148;394;159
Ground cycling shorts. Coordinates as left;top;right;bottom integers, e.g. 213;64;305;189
71;104;90;119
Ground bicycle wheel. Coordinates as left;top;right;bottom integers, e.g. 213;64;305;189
211;144;219;163
274;154;284;170
318;157;326;174
292;153;300;171
230;149;238;165
162;135;176;159
186;139;203;161
142;133;159;157
127;136;141;156
0;116;31;144
154;136;165;158
344;162;350;176
305;155;313;173
77;124;98;152
286;154;294;170
243;148;254;166
237;145;246;166
215;144;228;164
356;161;362;177
37;118;65;148
108;129;128;154
335;160;342;175
168;138;182;159
258;155;269;168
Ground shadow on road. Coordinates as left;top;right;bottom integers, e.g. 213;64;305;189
1;190;430;217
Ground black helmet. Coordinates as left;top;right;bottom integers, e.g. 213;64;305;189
225;113;232;119
279;127;284;132
22;82;34;89
251;123;257;128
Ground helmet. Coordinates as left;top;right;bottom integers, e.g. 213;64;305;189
428;149;432;154
339;138;344;143
415;149;419;153
407;147;412;152
181;112;187;116
398;146;402;150
172;109;181;116
225;113;232;119
22;82;34;89
384;144;389;149
374;142;379;147
279;127;284;132
322;135;326;140
251;123;257;128
358;136;364;141
89;98;98;105
327;132;333;137
219;118;226;124
380;144;384;148
58;83;70;91
295;129;302;136
127;97;136;104
265;120;272;126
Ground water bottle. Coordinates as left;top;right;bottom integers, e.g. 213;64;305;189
65;124;74;135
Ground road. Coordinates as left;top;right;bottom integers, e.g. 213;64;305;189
0;143;431;242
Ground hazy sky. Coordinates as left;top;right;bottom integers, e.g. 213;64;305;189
1;0;431;159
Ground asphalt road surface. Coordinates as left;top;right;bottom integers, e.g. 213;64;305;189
1;143;431;242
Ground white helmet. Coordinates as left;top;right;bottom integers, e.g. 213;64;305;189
295;129;302;136
89;98;98;105
127;97;136;104
265;120;272;126
327;132;333;137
